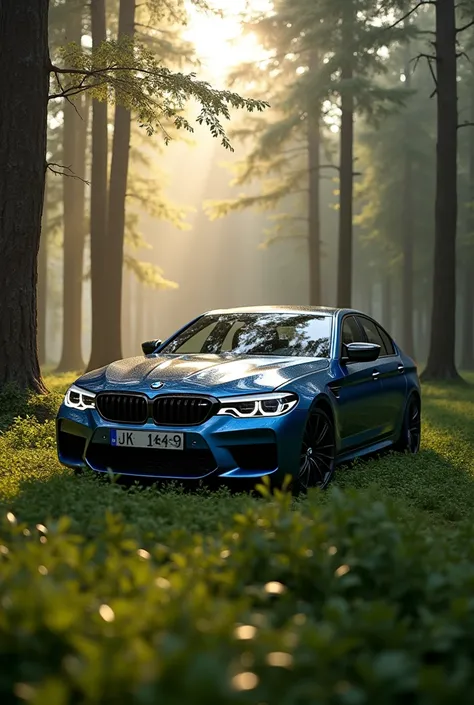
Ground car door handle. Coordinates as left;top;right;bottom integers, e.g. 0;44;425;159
372;370;380;380
397;364;404;373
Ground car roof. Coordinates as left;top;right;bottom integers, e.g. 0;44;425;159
205;305;341;316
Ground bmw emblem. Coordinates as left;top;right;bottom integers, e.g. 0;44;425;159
150;381;164;390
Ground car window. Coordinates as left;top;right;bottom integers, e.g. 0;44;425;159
377;325;396;355
161;312;332;357
221;322;245;351
341;316;365;348
356;317;388;355
173;321;218;353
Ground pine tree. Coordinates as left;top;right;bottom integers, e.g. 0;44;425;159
208;0;408;308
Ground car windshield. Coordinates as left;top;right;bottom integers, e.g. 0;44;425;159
160;312;332;358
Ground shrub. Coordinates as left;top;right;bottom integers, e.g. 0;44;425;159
1;488;474;704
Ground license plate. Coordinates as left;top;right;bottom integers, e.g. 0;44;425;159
110;430;184;450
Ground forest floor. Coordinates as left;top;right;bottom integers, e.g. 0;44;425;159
0;371;473;533
1;373;474;700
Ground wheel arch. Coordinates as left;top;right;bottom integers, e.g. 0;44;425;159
308;393;340;452
405;388;421;416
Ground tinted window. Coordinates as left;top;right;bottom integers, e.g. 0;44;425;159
356;317;387;354
161;313;332;358
377;325;396;355
341;316;365;348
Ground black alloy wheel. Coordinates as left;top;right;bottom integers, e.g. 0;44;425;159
296;408;336;493
394;395;421;454
406;396;421;453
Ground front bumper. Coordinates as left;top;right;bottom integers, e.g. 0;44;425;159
56;403;306;483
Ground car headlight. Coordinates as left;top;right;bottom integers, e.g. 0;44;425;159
217;392;298;418
64;384;96;411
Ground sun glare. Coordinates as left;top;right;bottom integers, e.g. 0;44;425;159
183;1;272;81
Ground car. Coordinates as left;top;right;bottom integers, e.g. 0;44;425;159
56;306;421;492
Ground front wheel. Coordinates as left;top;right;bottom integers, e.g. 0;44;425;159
394;395;421;454
293;408;336;494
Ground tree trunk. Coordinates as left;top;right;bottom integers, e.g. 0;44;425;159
460;68;474;370
56;9;87;372
307;49;322;306
401;44;415;358
421;0;461;380
87;0;109;372
38;176;49;367
336;3;354;308
122;264;132;357
0;1;49;393
381;272;392;332
307;112;321;305
103;0;136;363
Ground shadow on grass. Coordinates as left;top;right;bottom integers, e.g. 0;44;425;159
2;376;474;534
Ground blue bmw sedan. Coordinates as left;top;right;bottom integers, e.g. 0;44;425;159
56;306;421;492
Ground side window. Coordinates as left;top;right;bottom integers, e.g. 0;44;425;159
377;325;396;356
356;317;388;355
341;316;365;354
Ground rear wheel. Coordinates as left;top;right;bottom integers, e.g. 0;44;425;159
394;395;421;454
294;408;336;494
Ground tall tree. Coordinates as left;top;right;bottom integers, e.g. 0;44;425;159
336;0;355;308
420;0;462;380
38;177;49;368
400;42;415;358
0;0;49;393
87;0;109;372
307;51;323;304
100;0;136;366
56;4;89;372
460;63;474;370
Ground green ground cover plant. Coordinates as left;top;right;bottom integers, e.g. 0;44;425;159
0;373;473;703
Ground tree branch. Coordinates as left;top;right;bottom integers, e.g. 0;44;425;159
382;1;435;31
412;52;438;97
456;19;474;33
46;162;90;185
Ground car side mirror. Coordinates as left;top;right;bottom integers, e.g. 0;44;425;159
141;339;162;356
343;342;380;363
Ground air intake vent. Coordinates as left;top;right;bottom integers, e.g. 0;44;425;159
96;393;148;424
152;395;214;426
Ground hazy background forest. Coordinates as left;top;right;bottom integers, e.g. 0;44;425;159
39;0;473;374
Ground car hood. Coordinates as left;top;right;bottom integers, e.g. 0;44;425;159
76;354;329;396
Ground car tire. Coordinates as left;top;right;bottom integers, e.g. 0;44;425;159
293;407;337;495
393;394;421;454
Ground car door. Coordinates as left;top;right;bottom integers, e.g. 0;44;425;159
355;316;407;438
329;315;387;453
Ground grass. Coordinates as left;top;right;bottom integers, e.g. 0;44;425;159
1;371;474;536
1;374;474;702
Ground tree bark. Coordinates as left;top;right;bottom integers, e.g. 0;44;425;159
336;2;354;308
56;9;87;372
103;0;136;363
122;264;130;357
87;0;109;372
38;176;49;367
421;0;462;381
460;68;474;370
0;1;49;393
307;50;322;306
307;111;321;305
401;44;415;358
